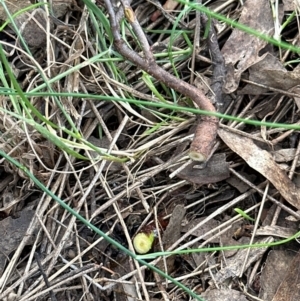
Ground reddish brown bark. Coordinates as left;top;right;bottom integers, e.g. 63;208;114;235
189;116;218;161
103;0;218;162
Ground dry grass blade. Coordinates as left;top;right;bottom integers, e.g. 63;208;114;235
0;0;300;300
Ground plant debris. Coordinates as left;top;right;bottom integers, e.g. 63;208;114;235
0;0;300;300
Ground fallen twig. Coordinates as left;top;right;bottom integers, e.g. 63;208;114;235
102;0;218;162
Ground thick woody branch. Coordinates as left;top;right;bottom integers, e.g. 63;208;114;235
103;0;218;162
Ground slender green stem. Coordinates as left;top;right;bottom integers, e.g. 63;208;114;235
0;90;299;130
177;0;300;54
0;150;206;301
137;229;300;259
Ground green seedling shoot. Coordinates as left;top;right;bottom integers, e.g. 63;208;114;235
234;208;255;222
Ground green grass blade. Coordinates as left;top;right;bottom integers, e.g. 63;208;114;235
177;0;300;54
0;150;206;301
0;90;299;130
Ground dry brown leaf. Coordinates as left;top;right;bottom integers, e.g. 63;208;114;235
259;250;295;300
112;256;139;301
182;217;220;243
151;0;179;21
219;221;251;258
255;225;296;238
15;8;53;48
213;236;273;285
240;53;300;94
226;171;256;193
52;0;73;18
271;251;300;301
0;0;31;20
200;289;248;301
0;210;36;274
0;0;53;47
0;0;71;20
222;0;274;93
162;205;186;247
218;128;300;210
292;86;300;110
0;0;71;48
177;153;230;184
282;0;298;11
156;205;186;272
272;148;298;163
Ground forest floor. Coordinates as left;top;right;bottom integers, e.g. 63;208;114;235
0;0;300;300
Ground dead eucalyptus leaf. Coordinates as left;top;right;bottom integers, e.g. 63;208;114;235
0;210;36;274
17;8;54;48
201;289;248;301
177;153;230;184
291;86;300;110
259;250;295;300
240;53;300;94
182;217;220;243
52;0;73;18
255;225;296;238
271;251;300;301
0;0;31;20
222;0;274;93
282;0;298;11
156;205;186;272
213;236;273;285
218;129;300;210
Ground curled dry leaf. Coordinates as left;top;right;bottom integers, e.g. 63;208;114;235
222;0;274;93
218;128;300;210
240;53;300;95
177;153;230;184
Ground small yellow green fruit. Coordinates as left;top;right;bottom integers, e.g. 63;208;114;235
133;232;155;254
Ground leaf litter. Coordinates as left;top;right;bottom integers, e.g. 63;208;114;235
0;0;300;301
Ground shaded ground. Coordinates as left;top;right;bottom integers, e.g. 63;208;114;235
0;0;300;300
